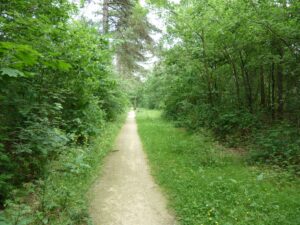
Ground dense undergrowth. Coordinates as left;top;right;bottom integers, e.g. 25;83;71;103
140;0;300;172
0;113;126;225
164;106;300;173
137;110;300;225
0;0;127;210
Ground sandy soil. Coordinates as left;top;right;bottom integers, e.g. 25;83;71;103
89;111;176;225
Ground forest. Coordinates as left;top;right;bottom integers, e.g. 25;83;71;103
0;0;149;223
0;0;299;224
141;0;300;170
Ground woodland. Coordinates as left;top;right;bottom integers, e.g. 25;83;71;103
0;0;151;223
140;0;300;171
0;0;299;224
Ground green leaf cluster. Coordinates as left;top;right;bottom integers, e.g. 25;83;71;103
0;0;127;212
141;0;300;169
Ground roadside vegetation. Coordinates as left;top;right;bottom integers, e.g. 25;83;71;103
1;114;125;224
1;1;126;209
141;0;300;173
137;110;300;225
1;0;299;224
0;0;151;224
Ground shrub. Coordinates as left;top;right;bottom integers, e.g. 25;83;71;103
250;122;300;172
212;109;260;146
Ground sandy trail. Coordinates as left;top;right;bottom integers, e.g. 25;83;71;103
89;111;176;225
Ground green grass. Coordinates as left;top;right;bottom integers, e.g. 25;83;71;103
137;109;300;225
0;113;126;225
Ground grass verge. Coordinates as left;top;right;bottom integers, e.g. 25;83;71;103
137;109;300;225
0;113;126;225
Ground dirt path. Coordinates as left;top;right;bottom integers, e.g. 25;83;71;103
89;111;176;225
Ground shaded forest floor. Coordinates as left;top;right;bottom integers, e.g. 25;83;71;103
137;109;300;225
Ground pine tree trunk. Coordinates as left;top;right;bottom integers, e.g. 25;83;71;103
103;0;109;34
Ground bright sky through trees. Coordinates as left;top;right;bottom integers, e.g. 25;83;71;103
77;0;179;70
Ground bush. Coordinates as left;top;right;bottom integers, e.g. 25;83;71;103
0;114;125;224
212;109;260;146
0;8;127;207
250;122;300;172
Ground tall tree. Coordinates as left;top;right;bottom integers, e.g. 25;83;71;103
100;0;154;76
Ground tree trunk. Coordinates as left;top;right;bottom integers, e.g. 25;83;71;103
201;29;213;105
260;66;266;107
245;70;253;113
271;62;275;120
103;0;109;34
223;49;241;106
277;63;284;118
239;51;253;113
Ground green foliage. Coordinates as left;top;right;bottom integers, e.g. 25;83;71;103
141;0;300;169
0;0;126;209
212;109;259;146
137;110;300;225
251;122;300;172
0;68;25;77
103;0;154;76
114;3;154;75
138;68;166;109
0;113;126;225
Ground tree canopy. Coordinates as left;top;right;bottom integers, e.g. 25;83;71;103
140;0;300;169
0;0;127;207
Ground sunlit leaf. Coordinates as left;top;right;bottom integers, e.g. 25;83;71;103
0;68;24;77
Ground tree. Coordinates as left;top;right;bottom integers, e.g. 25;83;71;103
0;0;126;207
101;0;154;76
142;0;300;168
